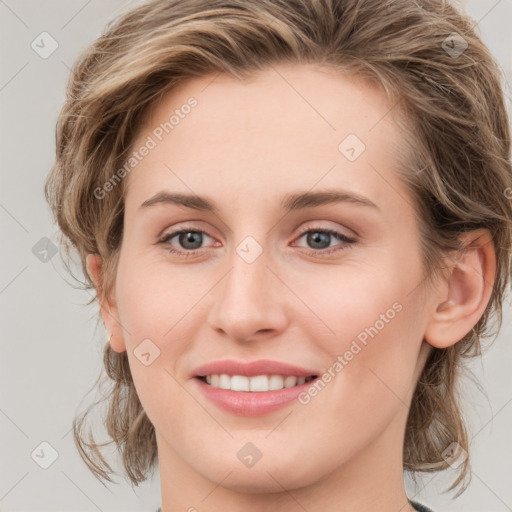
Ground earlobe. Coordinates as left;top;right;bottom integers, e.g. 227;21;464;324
106;331;127;353
86;253;126;353
424;229;496;349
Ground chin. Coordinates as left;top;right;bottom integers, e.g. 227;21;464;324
196;456;321;494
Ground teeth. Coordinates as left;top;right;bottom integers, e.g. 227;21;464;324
269;375;284;390
202;374;313;392
250;375;269;392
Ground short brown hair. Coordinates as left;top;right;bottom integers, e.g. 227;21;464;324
44;0;512;493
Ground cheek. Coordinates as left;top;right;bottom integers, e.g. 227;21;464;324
299;298;423;453
314;254;424;404
114;253;211;397
115;253;204;338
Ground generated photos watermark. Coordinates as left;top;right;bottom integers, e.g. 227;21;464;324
298;301;403;405
93;96;198;200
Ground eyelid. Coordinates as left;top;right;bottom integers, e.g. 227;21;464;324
157;225;217;247
158;221;354;243
295;222;356;239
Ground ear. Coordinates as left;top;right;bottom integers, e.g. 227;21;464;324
424;228;496;349
86;253;126;353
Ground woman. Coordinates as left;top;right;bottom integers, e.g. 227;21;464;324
44;0;511;511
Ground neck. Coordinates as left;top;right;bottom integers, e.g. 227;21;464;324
156;413;416;512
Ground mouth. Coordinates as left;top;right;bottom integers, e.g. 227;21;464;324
196;374;318;392
191;360;321;416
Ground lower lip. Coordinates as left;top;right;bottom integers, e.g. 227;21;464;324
194;377;315;416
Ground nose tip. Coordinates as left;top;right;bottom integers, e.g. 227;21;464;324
206;255;288;344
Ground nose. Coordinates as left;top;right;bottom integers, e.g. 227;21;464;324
206;244;289;344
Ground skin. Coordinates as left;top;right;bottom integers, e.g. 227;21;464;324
87;63;495;512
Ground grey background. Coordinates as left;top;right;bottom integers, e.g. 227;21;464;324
0;1;511;511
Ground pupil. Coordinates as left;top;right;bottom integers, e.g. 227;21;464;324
308;232;330;249
180;231;202;249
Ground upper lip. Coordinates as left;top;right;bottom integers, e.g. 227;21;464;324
192;359;319;378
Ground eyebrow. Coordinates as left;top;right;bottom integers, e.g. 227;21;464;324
139;189;379;213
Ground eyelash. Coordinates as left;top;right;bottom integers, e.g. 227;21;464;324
158;225;356;258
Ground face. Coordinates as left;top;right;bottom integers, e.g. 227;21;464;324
103;64;435;493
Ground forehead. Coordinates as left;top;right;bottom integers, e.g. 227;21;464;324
124;63;411;215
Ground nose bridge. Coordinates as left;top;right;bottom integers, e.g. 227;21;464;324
207;233;288;342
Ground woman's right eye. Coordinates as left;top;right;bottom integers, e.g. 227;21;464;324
158;228;215;256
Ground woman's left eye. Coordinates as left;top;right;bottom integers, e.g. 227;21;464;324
293;227;356;255
158;226;356;257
